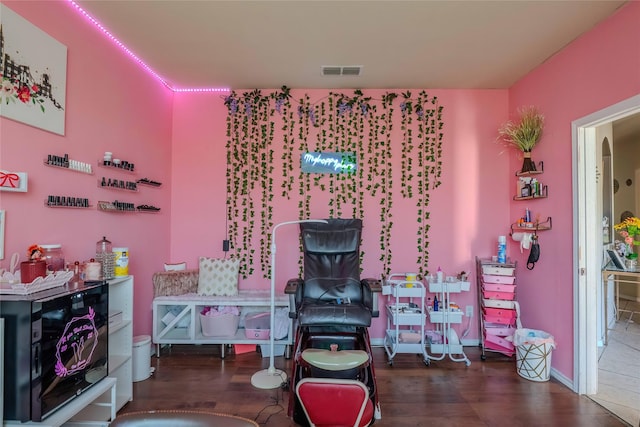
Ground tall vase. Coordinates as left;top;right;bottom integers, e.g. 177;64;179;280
520;152;537;173
625;254;638;270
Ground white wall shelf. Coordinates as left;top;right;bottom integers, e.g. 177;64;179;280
97;160;135;174
43;160;93;175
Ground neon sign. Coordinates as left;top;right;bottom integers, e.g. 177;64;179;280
301;152;357;174
55;307;99;377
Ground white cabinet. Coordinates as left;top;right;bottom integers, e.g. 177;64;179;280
2;377;116;427
1;277;131;427
383;274;429;365
107;276;133;411
152;290;292;358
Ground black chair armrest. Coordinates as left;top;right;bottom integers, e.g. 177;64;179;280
362;278;382;293
361;278;382;317
285;278;304;319
285;278;303;294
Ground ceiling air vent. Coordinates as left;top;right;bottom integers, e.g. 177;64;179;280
341;66;361;76
321;65;362;77
322;66;342;76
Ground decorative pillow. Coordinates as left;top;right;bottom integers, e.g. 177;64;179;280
152;269;199;297
198;257;239;296
164;262;187;271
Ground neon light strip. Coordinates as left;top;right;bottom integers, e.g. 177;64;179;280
173;87;230;93
67;0;230;93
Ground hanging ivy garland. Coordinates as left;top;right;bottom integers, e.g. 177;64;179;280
224;87;443;279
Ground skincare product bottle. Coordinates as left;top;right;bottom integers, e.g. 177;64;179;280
436;267;443;283
498;235;507;263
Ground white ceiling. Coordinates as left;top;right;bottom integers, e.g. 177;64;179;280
74;0;628;90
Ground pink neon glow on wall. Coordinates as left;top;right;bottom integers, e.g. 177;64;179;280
0;0;174;336
65;0;229;93
1;0;638;385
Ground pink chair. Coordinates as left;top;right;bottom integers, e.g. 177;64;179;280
295;378;374;427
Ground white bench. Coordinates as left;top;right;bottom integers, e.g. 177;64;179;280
151;270;292;358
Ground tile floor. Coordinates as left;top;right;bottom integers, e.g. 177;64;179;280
590;299;640;427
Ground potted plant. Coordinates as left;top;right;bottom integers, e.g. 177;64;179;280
498;106;544;173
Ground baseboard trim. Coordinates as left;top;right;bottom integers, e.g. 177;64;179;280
550;367;574;391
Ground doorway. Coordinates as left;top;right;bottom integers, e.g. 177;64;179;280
573;94;640;395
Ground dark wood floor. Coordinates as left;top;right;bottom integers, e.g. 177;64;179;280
118;344;629;426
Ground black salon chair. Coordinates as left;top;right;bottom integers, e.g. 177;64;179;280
285;218;380;327
284;218;381;425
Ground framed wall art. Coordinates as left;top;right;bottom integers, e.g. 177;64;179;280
0;170;28;192
0;4;67;135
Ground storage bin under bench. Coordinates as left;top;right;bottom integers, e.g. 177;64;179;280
151;270;292;358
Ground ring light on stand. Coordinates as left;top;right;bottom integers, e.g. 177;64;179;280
251;219;328;390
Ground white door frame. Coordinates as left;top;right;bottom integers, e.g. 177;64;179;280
572;94;640;394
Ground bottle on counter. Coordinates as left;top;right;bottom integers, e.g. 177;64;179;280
40;244;65;273
95;236;115;279
71;261;84;286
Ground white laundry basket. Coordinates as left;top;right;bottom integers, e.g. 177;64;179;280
514;328;556;382
132;335;152;382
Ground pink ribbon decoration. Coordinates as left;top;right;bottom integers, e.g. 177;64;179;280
0;171;20;188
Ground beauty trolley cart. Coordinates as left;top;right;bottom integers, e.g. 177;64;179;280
383;273;430;366
426;276;472;366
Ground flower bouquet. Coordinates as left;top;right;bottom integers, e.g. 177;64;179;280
614;216;640;267
497;106;544;173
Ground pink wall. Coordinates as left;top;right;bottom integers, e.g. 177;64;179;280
507;1;640;379
170;89;510;340
0;1;174;335
3;0;638;385
170;93;229;266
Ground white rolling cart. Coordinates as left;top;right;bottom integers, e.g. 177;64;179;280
426;278;472;366
383;273;430;366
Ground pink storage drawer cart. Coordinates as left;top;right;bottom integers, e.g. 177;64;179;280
476;257;521;360
482;282;516;293
482;274;516;285
482;290;516;301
